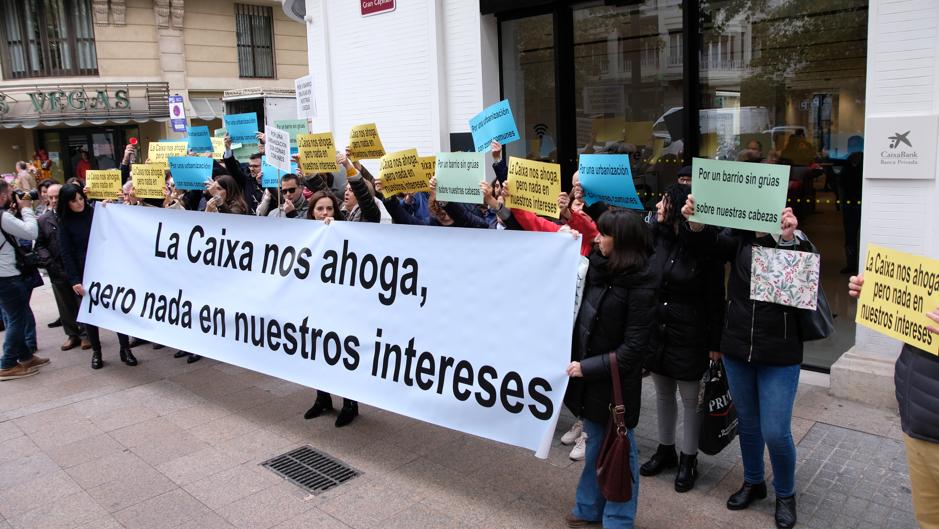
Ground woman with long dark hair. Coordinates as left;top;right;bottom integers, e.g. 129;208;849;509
205;174;249;215
57;184;136;369
564;209;655;529
640;183;725;492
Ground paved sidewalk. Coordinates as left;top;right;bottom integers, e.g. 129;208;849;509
0;285;919;529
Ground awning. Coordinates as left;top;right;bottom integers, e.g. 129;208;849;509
1;116;170;129
189;97;225;120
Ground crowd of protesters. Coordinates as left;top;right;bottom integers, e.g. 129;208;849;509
0;132;936;529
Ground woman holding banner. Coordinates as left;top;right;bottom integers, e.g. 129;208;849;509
640;183;725;493
57;184;136;370
564;208;654;529
680;196;807;529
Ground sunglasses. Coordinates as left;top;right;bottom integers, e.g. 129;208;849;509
283;187;298;194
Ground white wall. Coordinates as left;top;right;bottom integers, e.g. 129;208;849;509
303;0;498;171
854;0;939;361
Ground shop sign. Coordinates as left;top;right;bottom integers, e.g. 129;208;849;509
0;82;170;125
864;114;938;180
361;0;395;16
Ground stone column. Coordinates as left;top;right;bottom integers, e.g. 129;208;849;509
155;0;188;138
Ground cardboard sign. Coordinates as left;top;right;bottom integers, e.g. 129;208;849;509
275;119;309;147
261;156;298;188
85;170;122;201
187;125;213;153
469;100;520;153
689;158;790;234
224;113;259;144
578;154;642;210
148;141;187;167
168;156;213;191
297;133;338;174
378;149;425;197
417;155;436;183
131;164;166;199
435;152;485;204
295;75;316;119
348;123;386;160
506;156;561;218
265;126;292;173
856;245;939;354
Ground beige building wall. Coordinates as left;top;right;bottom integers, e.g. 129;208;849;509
0;0;303;175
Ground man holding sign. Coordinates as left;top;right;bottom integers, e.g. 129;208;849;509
849;271;939;529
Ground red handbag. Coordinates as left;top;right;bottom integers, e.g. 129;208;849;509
595;352;633;502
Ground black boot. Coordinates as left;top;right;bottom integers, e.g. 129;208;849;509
775;495;797;529
91;350;103;370
727;481;767;510
674;453;698;492
335;399;359;427
640;444;677;477
119;347;138;366
304;392;334;420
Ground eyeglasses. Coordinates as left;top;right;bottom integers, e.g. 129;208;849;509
282;187;298;194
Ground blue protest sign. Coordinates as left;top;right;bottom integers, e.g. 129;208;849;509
223;113;259;144
261;156;298;188
469;99;520;153
186;126;213;153
578;154;642;210
168;156;213;190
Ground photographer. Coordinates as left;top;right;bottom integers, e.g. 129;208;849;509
0;181;44;381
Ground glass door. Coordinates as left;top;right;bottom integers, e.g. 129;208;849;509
500;14;558;164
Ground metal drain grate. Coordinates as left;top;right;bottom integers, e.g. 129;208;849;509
261;446;361;495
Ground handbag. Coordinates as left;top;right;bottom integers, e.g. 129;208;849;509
595;352;633;502
793;231;835;341
697;359;738;456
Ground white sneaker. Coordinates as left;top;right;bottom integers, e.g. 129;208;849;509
561;420;583;445
569;431;588;461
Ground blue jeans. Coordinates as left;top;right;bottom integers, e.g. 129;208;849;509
572;419;639;529
0;276;36;369
722;355;800;497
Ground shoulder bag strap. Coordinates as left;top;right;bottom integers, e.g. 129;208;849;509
608;352;626;432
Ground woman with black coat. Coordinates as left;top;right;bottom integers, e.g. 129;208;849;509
563;209;655;529
681;195;808;529
640;183;725;493
56;184;136;369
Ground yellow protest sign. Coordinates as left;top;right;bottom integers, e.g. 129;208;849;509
131;164;166;199
297;133;338;173
856;244;939;354
378;148;427;197
348;123;386;160
148;141;188;167
211;137;226;160
417;155;436;182
506;156;561;218
85;170;122;201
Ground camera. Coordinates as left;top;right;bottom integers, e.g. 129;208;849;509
14;189;40;201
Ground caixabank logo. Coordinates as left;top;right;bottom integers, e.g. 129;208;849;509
881;130;919;166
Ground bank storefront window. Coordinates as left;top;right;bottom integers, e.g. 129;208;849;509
698;0;869;369
0;0;98;79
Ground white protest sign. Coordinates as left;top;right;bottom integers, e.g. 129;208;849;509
295;75;316;119
78;205;581;458
265;126;292;173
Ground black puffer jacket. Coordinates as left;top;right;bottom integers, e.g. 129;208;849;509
685;227;813;366
647;222;725;380
564;250;655;428
896;344;939;443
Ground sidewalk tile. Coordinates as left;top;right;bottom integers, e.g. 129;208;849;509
0;470;82;519
156;447;242;486
7;490;109;529
183;464;281;510
66;450;150;490
84;464;178;513
215;484;316;529
114;488;213;529
270;508;352;529
0;453;59;490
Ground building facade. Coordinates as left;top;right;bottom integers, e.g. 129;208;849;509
302;0;939;404
0;0;305;182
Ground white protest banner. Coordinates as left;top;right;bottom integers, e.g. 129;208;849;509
295;75;316;119
265;126;292;173
78;205;581;458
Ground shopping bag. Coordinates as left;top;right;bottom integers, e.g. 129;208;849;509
698;359;738;456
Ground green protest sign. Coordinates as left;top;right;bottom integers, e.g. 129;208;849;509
435;152;485;204
689;158;790;234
